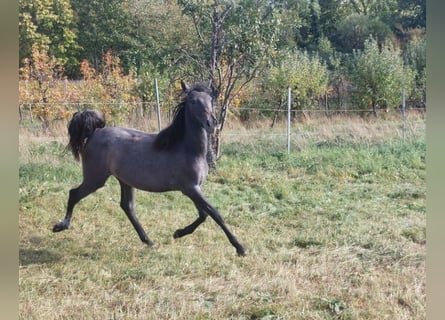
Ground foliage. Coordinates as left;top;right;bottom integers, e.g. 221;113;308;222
178;0;283;120
19;45;69;126
125;0;194;76
78;50;140;123
18;0;426;130
394;0;426;29
296;0;322;51
19;0;79;75
403;35;426;105
262;50;329;112
343;0;399;17
70;0;136;77
333;14;393;53
347;37;415;114
20;48;141;126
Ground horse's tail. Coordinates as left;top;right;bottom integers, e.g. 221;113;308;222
67;109;106;161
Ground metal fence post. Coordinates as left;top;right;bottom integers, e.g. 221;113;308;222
402;88;406;141
154;78;162;131
287;87;291;154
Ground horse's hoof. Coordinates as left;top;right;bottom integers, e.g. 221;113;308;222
237;247;247;256
142;238;157;248
52;222;68;232
173;229;184;238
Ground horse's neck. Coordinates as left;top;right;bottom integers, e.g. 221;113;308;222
183;124;208;158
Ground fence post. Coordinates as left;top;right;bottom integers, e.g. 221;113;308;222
64;78;68;101
154;78;162;131
287;87;291;154
402;88;406;141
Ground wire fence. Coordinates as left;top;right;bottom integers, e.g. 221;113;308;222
223;115;424;152
19;101;426;154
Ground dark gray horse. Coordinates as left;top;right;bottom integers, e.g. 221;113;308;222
53;81;246;256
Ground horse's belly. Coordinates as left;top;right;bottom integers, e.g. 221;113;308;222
111;161;179;192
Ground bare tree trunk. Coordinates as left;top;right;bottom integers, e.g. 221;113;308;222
207;130;218;171
205;5;232;168
372;98;378;117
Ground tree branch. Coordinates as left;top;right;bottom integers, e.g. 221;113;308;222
192;15;205;44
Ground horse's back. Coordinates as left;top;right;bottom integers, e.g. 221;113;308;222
82;126;155;171
86;127;155;151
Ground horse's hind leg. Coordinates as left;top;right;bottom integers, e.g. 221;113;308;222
53;179;105;232
118;180;155;247
173;209;207;238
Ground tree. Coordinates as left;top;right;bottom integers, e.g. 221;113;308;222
347;36;415;115
263;49;329;121
397;0;425;29
125;0;196;76
333;13;393;52
70;0;135;75
19;44;67;128
403;35;426;106
318;0;345;37
346;0;398;17
297;0;322;51
19;0;78;75
178;0;283;159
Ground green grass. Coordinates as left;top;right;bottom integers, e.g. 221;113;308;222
19;117;425;319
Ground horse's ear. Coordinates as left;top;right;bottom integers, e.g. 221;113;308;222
181;80;189;92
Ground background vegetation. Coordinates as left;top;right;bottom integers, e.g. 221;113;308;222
19;0;426;127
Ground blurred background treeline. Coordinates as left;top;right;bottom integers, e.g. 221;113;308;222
19;0;426;125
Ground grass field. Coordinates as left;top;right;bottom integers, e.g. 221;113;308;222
19;114;426;319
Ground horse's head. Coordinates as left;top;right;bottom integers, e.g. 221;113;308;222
182;81;218;133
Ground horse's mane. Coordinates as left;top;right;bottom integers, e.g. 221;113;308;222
153;83;214;151
153;102;186;150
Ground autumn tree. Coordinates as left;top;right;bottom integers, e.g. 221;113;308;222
19;44;68;127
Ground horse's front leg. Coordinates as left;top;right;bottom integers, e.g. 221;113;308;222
181;186;246;256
